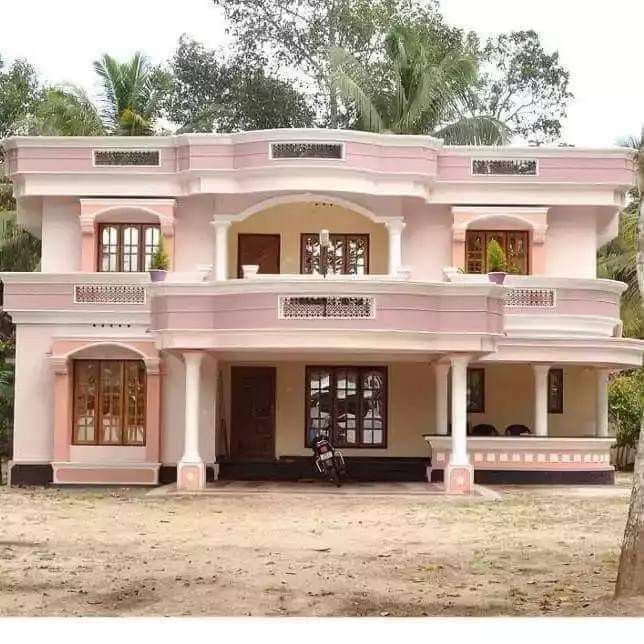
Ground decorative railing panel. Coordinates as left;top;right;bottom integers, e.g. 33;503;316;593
74;284;146;305
505;287;556;308
270;142;343;159
472;158;537;176
279;295;374;319
93;150;160;167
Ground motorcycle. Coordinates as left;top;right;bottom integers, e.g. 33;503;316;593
311;435;346;487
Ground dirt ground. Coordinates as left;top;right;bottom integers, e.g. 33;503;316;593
1;475;643;617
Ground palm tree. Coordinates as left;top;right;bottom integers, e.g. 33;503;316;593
598;132;643;338
329;25;509;143
35;52;168;136
93;52;167;135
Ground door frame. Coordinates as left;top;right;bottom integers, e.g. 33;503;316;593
236;233;281;278
230;366;277;460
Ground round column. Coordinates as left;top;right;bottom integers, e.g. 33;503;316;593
533;364;551;437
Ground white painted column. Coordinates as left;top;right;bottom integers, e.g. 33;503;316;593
384;218;405;275
177;351;205;490
433;362;450;435
212;357;220;480
211;219;231;281
596;369;610;437
533;364;550;437
449;355;470;465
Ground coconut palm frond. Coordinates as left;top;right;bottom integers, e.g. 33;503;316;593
36;86;105;136
434;115;511;145
0;220;40;272
328;47;383;133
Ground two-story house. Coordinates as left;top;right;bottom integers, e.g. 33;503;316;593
1;129;642;493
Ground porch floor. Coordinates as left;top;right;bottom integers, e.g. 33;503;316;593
148;480;500;498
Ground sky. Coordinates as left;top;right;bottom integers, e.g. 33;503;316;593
1;0;642;146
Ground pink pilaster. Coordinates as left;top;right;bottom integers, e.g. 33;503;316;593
51;358;71;461
144;363;161;463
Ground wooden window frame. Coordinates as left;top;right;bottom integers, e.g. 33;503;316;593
304;365;387;448
97;223;160;272
548;368;564;414
467;368;485;413
300;233;370;275
465;230;531;275
72;359;147;446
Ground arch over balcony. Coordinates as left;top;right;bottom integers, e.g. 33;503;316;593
78;198;176;272
210;193;406;280
451;206;549;274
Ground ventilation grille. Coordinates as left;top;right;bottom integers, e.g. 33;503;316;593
279;295;375;319
94;150;160;167
472;159;537;176
74;284;146;305
270;142;343;159
505;288;555;308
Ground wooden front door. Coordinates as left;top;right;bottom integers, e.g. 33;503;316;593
231;367;276;460
237;234;281;278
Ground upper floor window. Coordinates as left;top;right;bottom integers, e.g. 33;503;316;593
73;359;146;446
301;233;369;275
465;230;529;274
98;223;160;272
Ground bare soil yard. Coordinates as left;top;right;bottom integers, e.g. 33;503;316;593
1;476;643;617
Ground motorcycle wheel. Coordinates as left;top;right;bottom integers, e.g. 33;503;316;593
327;463;342;487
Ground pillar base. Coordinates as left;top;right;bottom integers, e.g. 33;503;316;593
444;462;474;494
177;460;206;491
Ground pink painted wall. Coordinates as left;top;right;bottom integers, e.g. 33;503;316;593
545;207;599;278
401;202;452;280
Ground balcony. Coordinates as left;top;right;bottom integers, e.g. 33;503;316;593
148;274;505;353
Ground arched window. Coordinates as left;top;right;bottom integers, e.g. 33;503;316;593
73;359;146;445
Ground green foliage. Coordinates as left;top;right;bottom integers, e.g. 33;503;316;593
0;54;42;139
162;36;314;133
212;0;423;126
0;339;14;458
330;23;509;142
609;369;644;447
464;30;573;144
486;238;507;272
93;52;170;135
35;87;106;136
150;236;170;271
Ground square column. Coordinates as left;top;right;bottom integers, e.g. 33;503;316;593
177;351;206;490
596;369;610;437
445;354;473;494
211;219;232;281
384;218;405;275
532;364;550;437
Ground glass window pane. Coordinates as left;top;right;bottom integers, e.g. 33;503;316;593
361;369;385;445
73;361;98;443
307;368;331;444
548;368;564;414
143;226;160;270
124;362;146;444
122;226;140;272
467;369;485;413
100;361;123;444
507;231;528;275
100;226;119;272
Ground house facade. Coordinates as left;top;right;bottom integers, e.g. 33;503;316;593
1;129;642;493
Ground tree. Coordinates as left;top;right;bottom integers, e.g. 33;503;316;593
598;133;643;339
162;36;313;133
329;24;509;142
34;52;169;136
93;52;169;135
463;31;573;144
0;54;42;139
615;126;644;598
212;0;424;127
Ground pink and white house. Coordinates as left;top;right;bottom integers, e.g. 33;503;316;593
1;129;642;493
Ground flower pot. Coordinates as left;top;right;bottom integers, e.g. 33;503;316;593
242;264;260;279
488;271;506;285
149;269;167;282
